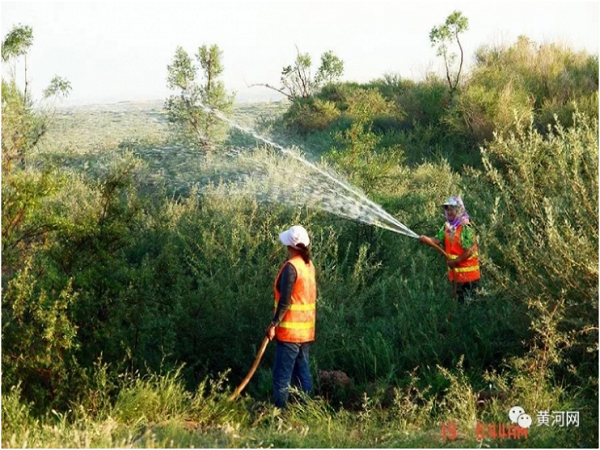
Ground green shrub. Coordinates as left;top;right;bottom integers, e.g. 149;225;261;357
283;98;340;133
450;37;599;144
395;75;449;128
470;111;598;393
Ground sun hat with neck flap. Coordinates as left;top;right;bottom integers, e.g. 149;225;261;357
441;196;470;227
441;196;461;208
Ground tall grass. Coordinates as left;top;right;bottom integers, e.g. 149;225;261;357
4;365;594;448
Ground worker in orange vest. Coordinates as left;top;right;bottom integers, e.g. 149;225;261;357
419;196;480;303
266;225;317;409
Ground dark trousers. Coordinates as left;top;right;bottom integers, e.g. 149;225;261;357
272;340;312;408
456;280;479;303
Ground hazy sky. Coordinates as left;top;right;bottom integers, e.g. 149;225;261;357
1;1;598;105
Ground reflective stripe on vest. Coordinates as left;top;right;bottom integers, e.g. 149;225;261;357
444;225;481;283
273;255;316;343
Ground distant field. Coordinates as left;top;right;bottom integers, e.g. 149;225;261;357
37;100;291;196
43;100;289;153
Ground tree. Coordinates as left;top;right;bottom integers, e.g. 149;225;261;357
1;25;71;171
2;24;71;275
251;47;344;100
165;44;235;152
2;24;33;102
429;11;469;93
315;50;345;86
281;48;313;100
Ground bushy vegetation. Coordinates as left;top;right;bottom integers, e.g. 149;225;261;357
2;23;597;448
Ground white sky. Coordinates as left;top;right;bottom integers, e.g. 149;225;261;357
1;1;598;105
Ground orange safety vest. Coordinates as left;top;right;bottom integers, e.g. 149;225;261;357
273;255;316;343
444;224;481;283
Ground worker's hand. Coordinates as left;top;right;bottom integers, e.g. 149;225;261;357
418;235;428;244
266;324;276;341
446;259;459;269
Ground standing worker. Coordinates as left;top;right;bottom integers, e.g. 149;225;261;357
266;225;317;409
419;196;480;303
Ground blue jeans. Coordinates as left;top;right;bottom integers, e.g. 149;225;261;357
272;341;312;408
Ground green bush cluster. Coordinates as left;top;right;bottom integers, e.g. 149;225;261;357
281;38;598;172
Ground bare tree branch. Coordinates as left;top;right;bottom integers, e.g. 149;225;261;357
246;82;293;100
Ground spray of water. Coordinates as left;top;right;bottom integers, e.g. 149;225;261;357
199;104;419;239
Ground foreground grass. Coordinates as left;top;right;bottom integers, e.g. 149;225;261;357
0;399;540;448
1;401;586;448
2;370;593;448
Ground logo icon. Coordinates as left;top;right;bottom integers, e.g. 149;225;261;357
509;406;532;429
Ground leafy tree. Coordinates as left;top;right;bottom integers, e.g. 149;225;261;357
43;76;72;101
282;48;313;99
2;25;39;170
1;25;71;172
315;50;345;86
165;44;235;152
1;24;33;61
253;47;344;100
429;10;469;93
2;24;71;265
1;24;33;102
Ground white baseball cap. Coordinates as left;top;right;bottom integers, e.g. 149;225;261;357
279;225;310;248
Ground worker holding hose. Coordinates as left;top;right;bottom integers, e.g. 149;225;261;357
419;196;480;303
265;225;317;409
